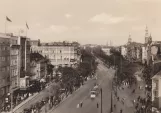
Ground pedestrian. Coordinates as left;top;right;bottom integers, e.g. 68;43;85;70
114;104;116;109
77;103;80;108
80;101;83;107
117;97;119;101
132;89;135;94
133;99;136;105
120;109;123;113
137;96;140;101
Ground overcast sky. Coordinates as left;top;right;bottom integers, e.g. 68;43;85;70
0;0;161;45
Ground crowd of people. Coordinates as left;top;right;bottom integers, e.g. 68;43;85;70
112;77;152;113
23;95;62;113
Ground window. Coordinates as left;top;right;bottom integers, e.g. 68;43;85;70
2;67;5;72
154;90;158;97
2;46;5;50
2;57;5;61
7;56;10;61
0;88;5;96
7;66;9;71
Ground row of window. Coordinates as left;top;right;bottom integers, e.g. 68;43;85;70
11;69;18;77
11;59;17;66
0;46;10;51
0;56;10;62
0;66;10;72
0;87;5;96
11;50;19;55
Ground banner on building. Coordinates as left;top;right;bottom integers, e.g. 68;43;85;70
20;77;29;90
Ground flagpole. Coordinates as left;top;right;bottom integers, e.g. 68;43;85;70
26;26;28;38
5;18;7;34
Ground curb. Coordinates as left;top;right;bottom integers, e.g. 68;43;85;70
13;93;39;113
13;82;54;113
47;79;93;113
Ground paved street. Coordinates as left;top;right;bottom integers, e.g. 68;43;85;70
48;59;115;113
46;59;147;113
12;59;147;113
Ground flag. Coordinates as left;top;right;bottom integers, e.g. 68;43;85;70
26;22;29;29
6;16;12;22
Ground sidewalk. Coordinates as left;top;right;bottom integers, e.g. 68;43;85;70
8;81;54;113
13;93;39;112
113;69;147;113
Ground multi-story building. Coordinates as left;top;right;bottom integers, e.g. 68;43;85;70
0;33;10;110
31;41;80;68
101;46;112;56
142;46;148;64
120;46;127;57
152;71;161;109
126;42;143;62
30;53;47;80
10;36;20;91
20;37;31;77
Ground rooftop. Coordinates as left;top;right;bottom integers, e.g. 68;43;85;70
40;41;79;47
0;33;12;39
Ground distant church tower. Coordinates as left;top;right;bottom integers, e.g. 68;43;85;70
148;33;152;44
128;34;132;44
145;26;149;44
145;26;152;44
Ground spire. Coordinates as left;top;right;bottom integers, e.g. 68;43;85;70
145;25;149;37
145;25;149;44
128;33;132;43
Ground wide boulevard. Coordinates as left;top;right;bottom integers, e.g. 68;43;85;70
49;59;115;113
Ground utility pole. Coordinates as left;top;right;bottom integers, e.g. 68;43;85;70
110;92;113;113
100;88;102;113
110;81;113;113
10;44;13;113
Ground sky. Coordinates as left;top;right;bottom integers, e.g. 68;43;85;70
0;0;161;45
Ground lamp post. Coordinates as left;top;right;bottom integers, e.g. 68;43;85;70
110;92;113;113
100;88;102;113
110;81;113;113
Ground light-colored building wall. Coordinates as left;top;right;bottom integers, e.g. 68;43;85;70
102;47;111;56
31;44;80;68
121;46;127;57
152;71;161;109
142;46;148;64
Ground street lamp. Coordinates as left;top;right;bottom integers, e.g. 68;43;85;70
110;81;113;113
110;92;113;113
100;88;102;113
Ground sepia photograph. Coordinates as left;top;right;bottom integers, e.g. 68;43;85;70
0;0;161;113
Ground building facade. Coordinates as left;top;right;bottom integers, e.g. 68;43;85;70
126;42;143;62
10;36;20;91
31;42;80;68
120;46;127;57
20;37;31;77
0;33;10;109
101;46;112;56
152;71;161;109
30;53;47;80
